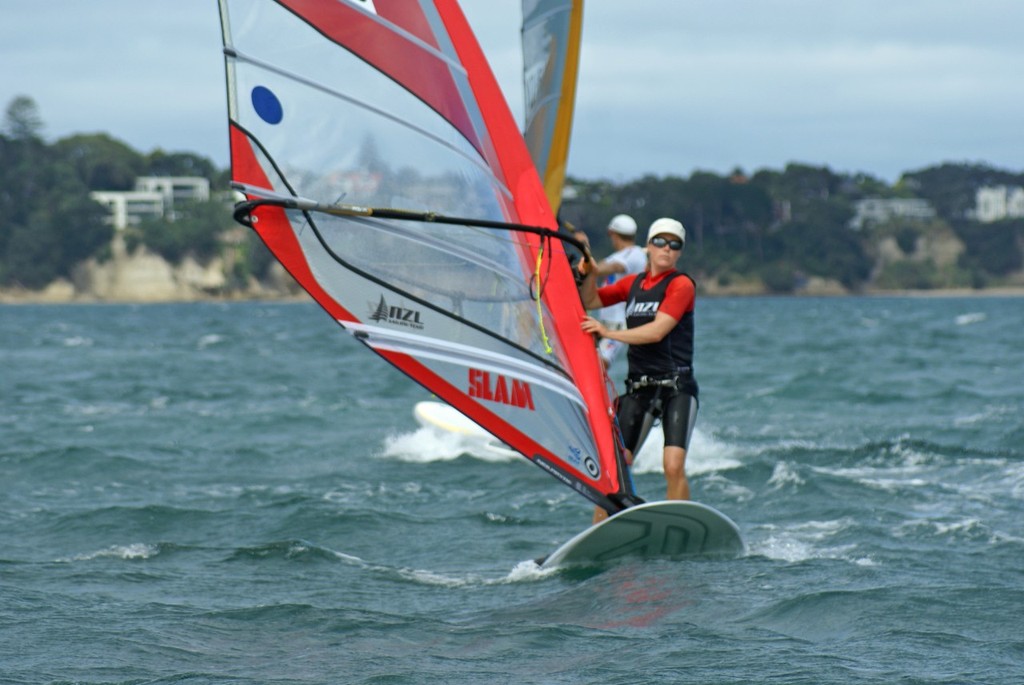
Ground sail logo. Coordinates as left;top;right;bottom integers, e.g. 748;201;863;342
566;445;600;479
468;369;535;410
625;301;660;318
369;296;424;330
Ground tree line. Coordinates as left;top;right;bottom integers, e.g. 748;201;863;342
561;164;1024;292
2;95;1022;294
0;96;273;291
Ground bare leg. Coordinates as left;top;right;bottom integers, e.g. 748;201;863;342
663;446;689;500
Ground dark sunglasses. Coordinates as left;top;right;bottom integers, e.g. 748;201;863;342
649;236;682;250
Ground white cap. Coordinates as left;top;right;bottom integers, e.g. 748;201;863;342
607;214;637;236
647;218;686;245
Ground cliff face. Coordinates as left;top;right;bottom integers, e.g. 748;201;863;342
74;249;225;302
2;230;1020;304
874;227;965;270
1;236;300;304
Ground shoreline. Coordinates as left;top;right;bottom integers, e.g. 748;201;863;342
3;287;1024;306
861;287;1024;298
0;291;312;306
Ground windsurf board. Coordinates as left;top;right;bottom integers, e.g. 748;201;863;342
540;500;745;568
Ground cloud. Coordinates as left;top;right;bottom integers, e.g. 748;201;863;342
2;1;1021;182
563;2;1024;180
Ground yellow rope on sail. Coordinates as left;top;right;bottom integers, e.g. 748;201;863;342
534;242;554;354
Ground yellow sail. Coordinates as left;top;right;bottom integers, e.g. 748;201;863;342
522;0;584;213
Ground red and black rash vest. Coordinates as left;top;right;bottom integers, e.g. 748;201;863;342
624;270;698;395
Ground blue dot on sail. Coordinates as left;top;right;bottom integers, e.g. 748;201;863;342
251;86;283;125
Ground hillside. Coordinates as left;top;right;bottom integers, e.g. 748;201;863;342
3;96;1023;302
6;221;1021;304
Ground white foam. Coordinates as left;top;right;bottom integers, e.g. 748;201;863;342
896;516;991;541
750;520;874;565
955;312;986;326
61;543;159;562
397;568;479;587
330;548;553;587
751;531;815;563
382;422;745;477
506;559;559;582
811;440;936;490
954;404;1014;427
196;333;224;349
1007;462;1024;500
65;403;121;417
379;426;518;464
700;473;755;502
767;461;806;488
329;549;476;588
934;518;986;536
320;536;558;586
62;336;93;347
632;427;743;475
392;560;558;586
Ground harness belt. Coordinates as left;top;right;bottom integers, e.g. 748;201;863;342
625;368;691;394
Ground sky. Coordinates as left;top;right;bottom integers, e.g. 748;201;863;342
3;1;1022;183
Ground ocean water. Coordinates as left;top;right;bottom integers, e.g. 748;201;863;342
2;296;1022;684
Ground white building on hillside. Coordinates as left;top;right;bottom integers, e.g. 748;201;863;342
974;186;1024;223
90;176;210;230
849;198;936;230
89;190;165;231
135;176;210;206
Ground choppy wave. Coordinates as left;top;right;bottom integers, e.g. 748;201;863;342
380;425;518;463
59;543;161;562
5;299;1024;685
381;421;747;478
955;312;987;326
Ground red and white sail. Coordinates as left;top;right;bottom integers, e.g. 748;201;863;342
218;0;637;512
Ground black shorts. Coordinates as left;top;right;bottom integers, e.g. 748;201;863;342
617;384;699;453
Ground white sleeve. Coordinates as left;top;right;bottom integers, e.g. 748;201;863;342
603;247;631;271
623;246;647;274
